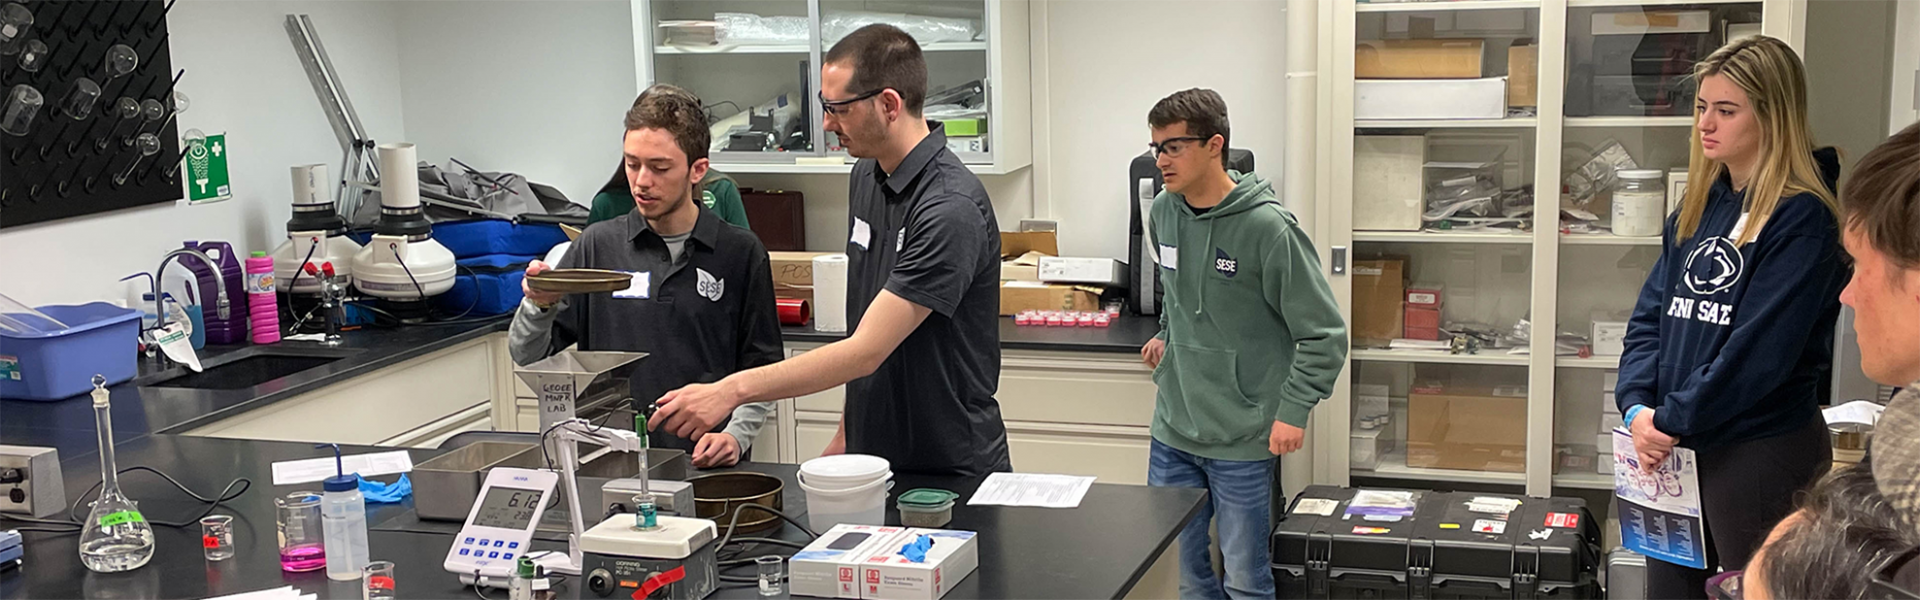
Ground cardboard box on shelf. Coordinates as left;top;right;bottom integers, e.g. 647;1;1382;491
1407;385;1527;473
1507;43;1538;108
858;528;980;600
1406;283;1444;309
1000;230;1058;259
1352;258;1407;345
1592;320;1628;356
1000;282;1103;316
1404;326;1443;342
1355;77;1508;120
1355;39;1485;79
1591;9;1711;35
1038;257;1125;287
1405;305;1441;330
790;524;911;599
769;251;837;302
1355;136;1426;232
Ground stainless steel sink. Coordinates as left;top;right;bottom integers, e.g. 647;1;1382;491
135;346;362;389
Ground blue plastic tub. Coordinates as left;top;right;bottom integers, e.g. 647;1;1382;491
0;303;142;401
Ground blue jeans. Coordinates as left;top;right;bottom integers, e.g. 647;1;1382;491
1147;438;1276;600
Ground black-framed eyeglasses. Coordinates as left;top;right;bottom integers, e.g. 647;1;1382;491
819;89;886;116
1147;136;1208;157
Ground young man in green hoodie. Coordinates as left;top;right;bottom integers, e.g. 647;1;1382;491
1139;89;1349;600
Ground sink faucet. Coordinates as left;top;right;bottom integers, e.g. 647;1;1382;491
151;247;232;332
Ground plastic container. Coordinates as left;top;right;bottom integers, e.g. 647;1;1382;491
797;472;891;532
896;488;958;527
323;474;369;580
184;241;247;345
0;303;140;400
1611;169;1666;237
797;454;892;530
246;251;281;344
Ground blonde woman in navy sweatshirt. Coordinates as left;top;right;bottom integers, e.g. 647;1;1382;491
1615;36;1846;599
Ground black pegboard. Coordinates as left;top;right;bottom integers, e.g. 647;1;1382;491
0;0;180;229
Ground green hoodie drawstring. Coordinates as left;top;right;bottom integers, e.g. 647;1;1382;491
1196;219;1212;315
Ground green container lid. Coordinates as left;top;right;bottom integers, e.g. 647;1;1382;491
251;250;267;257
897;488;959;508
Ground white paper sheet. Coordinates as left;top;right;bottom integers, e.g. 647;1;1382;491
202;586;312;600
271;450;415;485
966;473;1096;508
1823;400;1885;426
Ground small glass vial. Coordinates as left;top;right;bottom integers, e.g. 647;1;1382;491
200;515;235;561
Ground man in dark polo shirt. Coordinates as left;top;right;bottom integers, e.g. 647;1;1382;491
510;84;782;468
651;24;1011;476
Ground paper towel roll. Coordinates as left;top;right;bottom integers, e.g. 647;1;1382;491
377;142;419;209
813;253;850;333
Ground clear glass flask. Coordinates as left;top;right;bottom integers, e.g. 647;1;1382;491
79;375;155;572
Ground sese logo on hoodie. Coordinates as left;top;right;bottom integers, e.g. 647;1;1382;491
1214;248;1238;277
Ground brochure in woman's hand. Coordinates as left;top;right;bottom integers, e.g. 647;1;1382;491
1613;428;1707;568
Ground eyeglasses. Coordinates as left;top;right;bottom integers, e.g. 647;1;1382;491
1706;571;1744;600
819;89;885;116
1147;136;1208;158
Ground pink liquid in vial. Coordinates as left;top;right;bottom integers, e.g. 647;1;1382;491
280;544;326;572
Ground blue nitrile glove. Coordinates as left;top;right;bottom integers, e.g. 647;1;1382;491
899;534;933;563
358;474;412;503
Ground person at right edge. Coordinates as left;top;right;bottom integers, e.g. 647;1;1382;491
1137;89;1349;600
1614;36;1846;600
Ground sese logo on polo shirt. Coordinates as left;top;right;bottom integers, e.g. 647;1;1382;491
696;268;725;302
1214;248;1238;277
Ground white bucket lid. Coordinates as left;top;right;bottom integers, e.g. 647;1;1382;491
800;454;891;484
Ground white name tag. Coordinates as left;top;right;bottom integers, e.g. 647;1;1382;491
613;271;650;299
851;218;872;250
1158;245;1179;269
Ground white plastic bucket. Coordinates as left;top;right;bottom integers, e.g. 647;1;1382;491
799;454;891;488
798;470;893;532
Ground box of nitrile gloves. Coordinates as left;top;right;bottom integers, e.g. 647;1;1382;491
858;528;979;600
790;524;909;599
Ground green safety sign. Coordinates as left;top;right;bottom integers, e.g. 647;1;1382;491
186;133;231;204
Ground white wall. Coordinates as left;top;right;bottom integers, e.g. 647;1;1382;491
0;1;408;306
394;1;638;204
1037;0;1287;260
1893;0;1920;133
735;0;1289;260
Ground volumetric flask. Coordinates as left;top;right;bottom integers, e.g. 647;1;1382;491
2;84;41;136
275;491;326;572
100;44;136;80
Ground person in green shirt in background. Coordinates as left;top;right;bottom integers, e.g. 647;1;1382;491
589;165;750;227
588;87;752;228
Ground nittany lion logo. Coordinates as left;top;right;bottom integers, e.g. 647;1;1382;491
1682;237;1744;296
696;268;724;302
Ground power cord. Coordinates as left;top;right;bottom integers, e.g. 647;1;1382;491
0;466;250;535
709;502;818;584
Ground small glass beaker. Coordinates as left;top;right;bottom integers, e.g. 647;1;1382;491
363;561;396;600
59;78;101;120
200;514;234;561
1;83;41;136
17;38;45;72
275;491;326;572
756;555;785;597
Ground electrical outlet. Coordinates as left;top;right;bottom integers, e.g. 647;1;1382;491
0;445;65;518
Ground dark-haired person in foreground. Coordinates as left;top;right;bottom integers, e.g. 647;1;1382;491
650;24;1011;476
509;84;780;468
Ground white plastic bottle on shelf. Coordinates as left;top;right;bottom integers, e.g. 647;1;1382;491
319;445;369;580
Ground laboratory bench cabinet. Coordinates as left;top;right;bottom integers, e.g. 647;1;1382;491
630;0;1032;175
1308;0;1812;497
